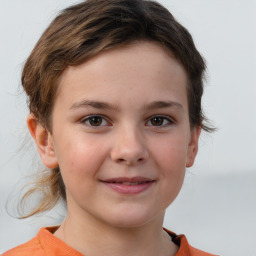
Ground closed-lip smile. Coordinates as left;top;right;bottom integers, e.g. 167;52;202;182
100;176;156;194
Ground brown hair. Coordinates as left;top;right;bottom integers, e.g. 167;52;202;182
20;0;213;218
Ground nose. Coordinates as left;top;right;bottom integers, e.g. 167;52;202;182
110;126;149;166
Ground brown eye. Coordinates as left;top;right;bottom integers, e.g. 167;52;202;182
151;117;164;126
89;116;103;126
147;116;173;127
83;115;108;127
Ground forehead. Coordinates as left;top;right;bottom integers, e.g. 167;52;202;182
55;41;188;110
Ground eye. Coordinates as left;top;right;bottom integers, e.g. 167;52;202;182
82;115;109;127
146;116;173;127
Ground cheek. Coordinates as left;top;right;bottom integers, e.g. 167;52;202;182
55;136;108;185
152;136;188;205
154;135;189;173
159;143;187;185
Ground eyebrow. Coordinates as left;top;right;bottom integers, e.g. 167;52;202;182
70;100;119;111
69;99;183;112
144;101;184;111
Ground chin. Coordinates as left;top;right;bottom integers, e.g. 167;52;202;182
101;208;162;229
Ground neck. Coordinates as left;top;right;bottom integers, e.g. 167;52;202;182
54;208;178;256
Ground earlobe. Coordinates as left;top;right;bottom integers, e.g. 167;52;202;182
186;126;201;167
27;114;58;169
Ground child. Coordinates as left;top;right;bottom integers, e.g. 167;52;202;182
3;0;217;255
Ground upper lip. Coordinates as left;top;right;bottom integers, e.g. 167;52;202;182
101;176;155;183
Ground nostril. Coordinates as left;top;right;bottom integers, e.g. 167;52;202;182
116;157;144;165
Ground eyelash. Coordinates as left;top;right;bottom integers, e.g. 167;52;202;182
81;115;110;127
81;115;174;128
146;115;174;127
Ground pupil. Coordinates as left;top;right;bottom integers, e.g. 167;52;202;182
152;117;163;126
90;116;102;126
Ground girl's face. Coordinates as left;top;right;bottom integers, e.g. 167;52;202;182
35;41;200;228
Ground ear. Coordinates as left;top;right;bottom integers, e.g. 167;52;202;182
186;126;201;167
27;114;58;169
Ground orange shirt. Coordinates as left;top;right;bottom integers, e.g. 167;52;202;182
2;227;217;256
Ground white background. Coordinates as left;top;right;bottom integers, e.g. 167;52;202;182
0;0;256;255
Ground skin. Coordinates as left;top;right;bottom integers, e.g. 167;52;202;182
28;41;201;256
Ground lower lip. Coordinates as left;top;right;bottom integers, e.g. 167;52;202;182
102;182;154;195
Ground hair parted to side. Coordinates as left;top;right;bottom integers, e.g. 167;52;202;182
20;0;214;218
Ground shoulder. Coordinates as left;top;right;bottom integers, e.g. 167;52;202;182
2;226;83;256
164;228;218;256
188;245;217;256
1;236;43;256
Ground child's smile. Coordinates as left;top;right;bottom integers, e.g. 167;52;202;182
44;41;200;228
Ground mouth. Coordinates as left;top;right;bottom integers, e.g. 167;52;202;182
113;181;150;185
100;177;155;194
